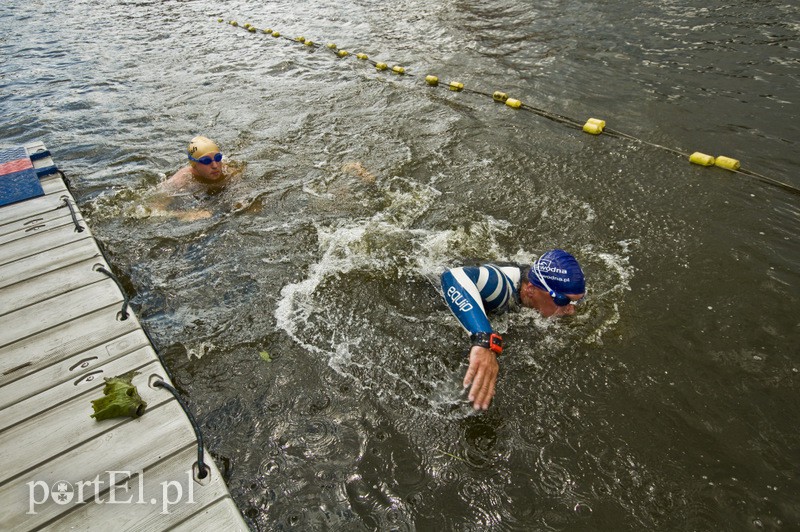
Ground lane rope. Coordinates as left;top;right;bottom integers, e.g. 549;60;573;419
221;19;799;196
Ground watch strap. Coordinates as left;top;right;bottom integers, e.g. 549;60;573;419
470;332;503;355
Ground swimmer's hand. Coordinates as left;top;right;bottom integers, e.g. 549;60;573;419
463;345;498;411
341;162;377;184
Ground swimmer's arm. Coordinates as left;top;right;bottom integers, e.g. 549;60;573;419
179;210;212;221
440;267;493;335
146;198;212;221
441;266;500;410
463;345;498;411
159;166;193;192
147;180;212;221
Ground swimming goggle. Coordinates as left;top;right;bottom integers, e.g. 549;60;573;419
532;254;584;307
188;152;223;165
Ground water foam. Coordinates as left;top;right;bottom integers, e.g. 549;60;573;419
275;177;635;415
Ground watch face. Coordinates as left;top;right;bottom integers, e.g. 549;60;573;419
470;333;502;354
489;333;503;354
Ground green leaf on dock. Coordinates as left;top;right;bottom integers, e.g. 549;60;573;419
90;371;147;421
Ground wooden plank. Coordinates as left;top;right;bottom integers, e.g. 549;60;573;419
0;330;150;410
0;400;195;531
0;144;245;529
0;362;177;485
0;175;69;220
0;280;124;349
169;497;249;532
46;446;243;531
25;141;51;163
0;223;94;267
0;213;80;246
0;239;102;290
0;345;158;432
0;304;141;387
24;142;62;184
0;258;108;317
0;189;79;233
40;174;68;194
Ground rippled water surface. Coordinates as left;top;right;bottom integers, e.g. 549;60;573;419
2;0;799;529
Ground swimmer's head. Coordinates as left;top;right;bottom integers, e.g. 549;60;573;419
186;135;224;182
527;249;585;304
187;136;220;162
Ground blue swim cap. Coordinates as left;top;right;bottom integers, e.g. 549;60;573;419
528;249;585;295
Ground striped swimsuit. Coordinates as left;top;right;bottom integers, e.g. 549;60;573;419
440;264;521;335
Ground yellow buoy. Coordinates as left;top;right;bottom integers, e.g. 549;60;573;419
449;81;464;91
296;36;306;43
689;152;716;166
425;75;439;86
582;118;606;135
305;40;314;46
356;53;369;60
392;65;406;74
714;155;741;171
583;123;602;135
248;26;256;33
493;91;508;103
272;31;281;37
262;28;271;34
327;43;337;49
230;21;238;26
375;62;388;71
505;98;522;109
338;50;350;57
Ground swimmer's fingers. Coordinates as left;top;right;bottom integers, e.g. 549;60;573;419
464;346;499;411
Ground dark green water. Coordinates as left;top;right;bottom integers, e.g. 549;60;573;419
2;0;798;529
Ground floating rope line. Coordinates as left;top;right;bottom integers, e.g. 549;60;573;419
221;18;799;196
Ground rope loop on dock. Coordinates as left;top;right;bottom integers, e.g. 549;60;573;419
153;379;210;480
95;264;130;320
63;195;212;484
60;195;85;233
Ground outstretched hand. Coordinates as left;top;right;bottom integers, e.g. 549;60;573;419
463;345;499;410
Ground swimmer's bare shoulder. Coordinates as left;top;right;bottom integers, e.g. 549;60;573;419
159;166;194;193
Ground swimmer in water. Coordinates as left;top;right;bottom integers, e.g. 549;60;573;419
161;135;236;194
152;135;242;220
440;249;586;411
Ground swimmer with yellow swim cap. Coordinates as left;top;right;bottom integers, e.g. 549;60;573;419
161;135;234;193
151;135;244;220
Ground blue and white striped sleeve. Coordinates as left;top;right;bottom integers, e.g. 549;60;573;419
440;265;519;335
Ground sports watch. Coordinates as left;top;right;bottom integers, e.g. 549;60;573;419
470;332;503;355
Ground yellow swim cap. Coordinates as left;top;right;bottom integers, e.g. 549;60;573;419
187;136;220;160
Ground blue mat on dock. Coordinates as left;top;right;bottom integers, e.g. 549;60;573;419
0;146;45;207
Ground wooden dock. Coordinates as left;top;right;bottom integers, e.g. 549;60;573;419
0;143;248;530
